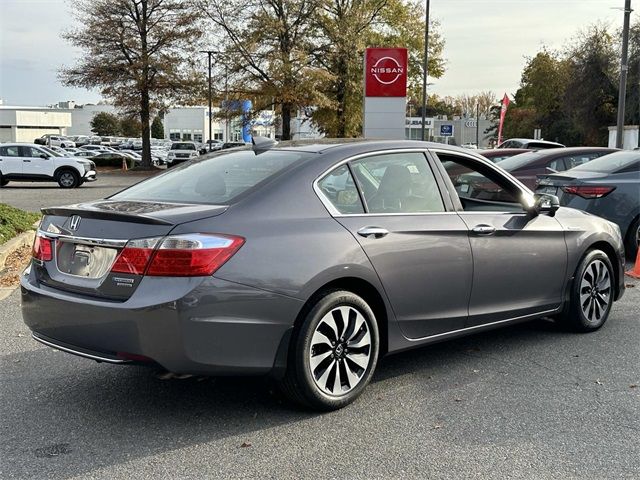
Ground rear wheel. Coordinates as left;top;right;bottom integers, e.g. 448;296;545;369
625;217;640;260
57;170;79;188
558;250;614;332
0;177;8;187
279;290;379;410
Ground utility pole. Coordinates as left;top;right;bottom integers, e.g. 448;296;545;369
200;50;214;152
616;0;632;149
420;0;430;141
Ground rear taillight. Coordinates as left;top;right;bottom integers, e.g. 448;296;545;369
561;186;616;199
110;234;244;277
32;234;53;262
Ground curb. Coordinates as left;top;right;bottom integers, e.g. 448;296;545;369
0;229;36;271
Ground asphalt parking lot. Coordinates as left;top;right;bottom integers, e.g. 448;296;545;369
0;172;153;212
1;279;638;479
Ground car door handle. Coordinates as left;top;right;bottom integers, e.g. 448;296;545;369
357;226;389;238
471;224;496;235
23;159;31;162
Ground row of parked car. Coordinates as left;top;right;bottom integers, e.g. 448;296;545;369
472;144;639;257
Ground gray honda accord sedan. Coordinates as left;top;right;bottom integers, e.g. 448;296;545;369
21;140;625;410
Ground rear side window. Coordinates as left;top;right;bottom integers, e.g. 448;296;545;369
111;150;312;204
570;151;640;173
0;146;20;156
318;165;364;214
350;152;445;214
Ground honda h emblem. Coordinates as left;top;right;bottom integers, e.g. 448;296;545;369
69;215;81;231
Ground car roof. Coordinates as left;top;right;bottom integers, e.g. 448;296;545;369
265;139;478;156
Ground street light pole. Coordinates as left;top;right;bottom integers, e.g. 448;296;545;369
200;50;214;152
476;103;480;147
420;0;430;141
616;0;632;149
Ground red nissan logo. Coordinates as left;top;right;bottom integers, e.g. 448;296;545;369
370;56;404;85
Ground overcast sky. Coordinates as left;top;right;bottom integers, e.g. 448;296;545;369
0;0;630;106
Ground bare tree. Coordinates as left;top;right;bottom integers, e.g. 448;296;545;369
60;0;202;168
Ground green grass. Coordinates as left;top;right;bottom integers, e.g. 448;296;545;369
0;204;41;245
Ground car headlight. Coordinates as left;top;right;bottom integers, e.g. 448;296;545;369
168;152;175;158
191;152;198;157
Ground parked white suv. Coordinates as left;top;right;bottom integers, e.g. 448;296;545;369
0;143;96;188
167;142;200;167
34;135;77;148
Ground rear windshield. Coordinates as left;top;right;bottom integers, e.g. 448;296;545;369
570;151;640;173
111;149;313;204
171;143;196;150
494;151;546;171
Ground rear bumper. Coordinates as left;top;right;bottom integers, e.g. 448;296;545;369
21;270;303;376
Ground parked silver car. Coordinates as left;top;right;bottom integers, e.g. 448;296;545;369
21;140;625;410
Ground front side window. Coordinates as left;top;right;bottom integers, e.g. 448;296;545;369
436;152;525;212
350;152;445;214
318;165;364;214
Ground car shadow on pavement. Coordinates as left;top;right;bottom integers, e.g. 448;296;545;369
0;318;569;479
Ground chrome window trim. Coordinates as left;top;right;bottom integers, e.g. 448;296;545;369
313;148;448;217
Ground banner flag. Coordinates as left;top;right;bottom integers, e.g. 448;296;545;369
497;93;510;145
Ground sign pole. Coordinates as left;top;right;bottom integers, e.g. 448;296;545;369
421;0;430;141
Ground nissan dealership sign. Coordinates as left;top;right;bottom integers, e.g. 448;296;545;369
365;48;408;97
363;47;408;139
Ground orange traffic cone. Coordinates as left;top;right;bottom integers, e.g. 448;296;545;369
626;248;640;279
122;157;128;172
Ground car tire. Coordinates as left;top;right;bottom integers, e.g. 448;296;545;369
57;169;80;188
279;290;379;411
625;217;639;260
0;176;8;187
557;249;614;333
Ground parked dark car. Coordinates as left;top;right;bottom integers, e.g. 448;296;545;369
498;138;565;149
490;147;617;190
21;141;625;410
536;150;640;258
478;148;529;162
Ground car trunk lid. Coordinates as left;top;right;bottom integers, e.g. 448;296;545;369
34;200;228;300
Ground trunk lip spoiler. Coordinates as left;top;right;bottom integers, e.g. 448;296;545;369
40;207;174;225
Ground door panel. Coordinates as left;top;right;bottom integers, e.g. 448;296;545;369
20;146;55;177
459;210;567;325
338;214;473;338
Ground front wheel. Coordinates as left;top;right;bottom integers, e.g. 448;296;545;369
57;170;79;188
279;290;379;410
558;249;614;332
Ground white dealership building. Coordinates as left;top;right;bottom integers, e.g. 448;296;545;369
0;105;72;143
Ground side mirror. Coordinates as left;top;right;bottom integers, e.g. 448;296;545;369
531;193;560;217
39;154;49;159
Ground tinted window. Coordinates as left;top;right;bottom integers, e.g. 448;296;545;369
495;151;546;171
350;153;445;214
318;165;364;214
559;152;605;170
112;150;312;204
0;146;20;157
22;146;47;158
570;151;640;173
436;152;523;211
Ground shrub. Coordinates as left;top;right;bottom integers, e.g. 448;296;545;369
0;204;41;245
